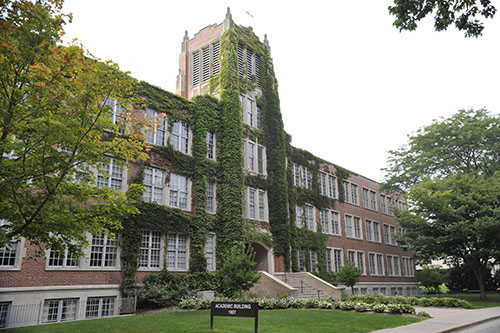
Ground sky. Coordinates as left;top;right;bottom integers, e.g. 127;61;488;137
62;0;500;182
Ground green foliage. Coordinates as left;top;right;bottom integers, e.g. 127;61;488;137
388;0;496;37
348;294;472;309
0;0;150;252
137;270;189;309
337;262;361;293
417;267;444;292
218;243;261;297
383;109;500;192
447;264;500;292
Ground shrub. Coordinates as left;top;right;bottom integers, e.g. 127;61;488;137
318;299;333;309
417;311;431;318
354;302;370;312
304;299;319;308
371;303;387;313
137;270;190;309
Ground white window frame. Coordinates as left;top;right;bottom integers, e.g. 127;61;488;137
344;214;362;240
309;250;318;272
47;247;80;268
205;233;216;271
97;157;126;191
244;139;266;175
292;163;312;189
0;220;21;270
383;224;398;245
139;231;162;270
347;250;366;275
168;173;191;211
326;247;343;272
380;194;393;215
42;299;78;323
343;181;359;205
145;108;166;146
387;255;401;276
245;187;268;222
143;167;165;204
402;256;415;277
206;180;216;214
171;120;191;154
85;297;115;319
304;205;315;231
319;172;328;196
167;233;189;271
362;188;378;211
0;302;10;328
328;174;338;199
368;252;385;276
89;234;119;268
365;219;381;243
206;131;216;160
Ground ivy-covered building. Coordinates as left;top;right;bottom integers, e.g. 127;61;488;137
0;8;417;328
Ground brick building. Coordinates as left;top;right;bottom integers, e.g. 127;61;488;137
0;9;417;328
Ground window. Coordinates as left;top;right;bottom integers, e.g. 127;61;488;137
295;205;303;227
319;172;328;196
240;95;259;128
103;98;125;133
169;173;189;210
293;163;301;187
247;98;254;127
145;108;166;146
86;297;115;318
321;210;329;234
258;190;265;221
48;248;79;267
368;253;385;276
167;233;188;270
309;250;317;272
143;167;164;204
206;180;216;214
292;163;311;189
139;231;161;269
360;288;367;295
192;51;200;85
205;234;215;271
257;146;264;174
380;288;387;296
345;214;362;239
343;181;358;205
347;250;365;275
97;157;124;191
395;199;406;211
295;204;314;230
380;194;393;215
331;211;340;235
363;188;377;210
297;249;306;272
248;188;256;219
387;255;401;276
171;120;190;154
0;302;11;328
192;41;220;86
0;222;17;268
206;131;215;160
326;248;343;272
402;257;414;277
90;234;118;268
383;224;397;245
244;140;266;175
328;175;337;198
42;299;77;323
365;220;381;243
304;205;315;231
245;188;267;222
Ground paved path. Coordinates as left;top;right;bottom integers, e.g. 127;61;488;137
373;306;500;333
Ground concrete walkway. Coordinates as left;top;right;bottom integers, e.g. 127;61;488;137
373;306;500;333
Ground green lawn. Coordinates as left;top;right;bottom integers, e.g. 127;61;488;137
421;292;500;309
6;309;424;333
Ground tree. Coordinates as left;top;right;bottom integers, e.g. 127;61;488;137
0;0;149;254
384;109;500;300
383;109;500;192
417;266;444;293
337;262;361;295
388;0;497;37
218;243;261;298
395;172;500;299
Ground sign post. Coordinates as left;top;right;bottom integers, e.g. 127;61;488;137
210;301;259;333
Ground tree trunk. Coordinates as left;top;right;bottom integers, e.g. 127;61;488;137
471;264;488;300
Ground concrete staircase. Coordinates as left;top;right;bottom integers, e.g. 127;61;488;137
274;272;342;300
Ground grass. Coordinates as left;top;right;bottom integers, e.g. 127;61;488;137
5;309;424;333
420;292;500;309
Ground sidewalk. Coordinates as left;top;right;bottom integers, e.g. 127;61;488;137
373;306;500;333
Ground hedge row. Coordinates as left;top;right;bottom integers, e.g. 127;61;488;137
348;295;472;309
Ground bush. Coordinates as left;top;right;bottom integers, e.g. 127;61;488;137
137;270;189;309
447;264;499;292
417;311;431;318
371;303;387;313
354;302;370;312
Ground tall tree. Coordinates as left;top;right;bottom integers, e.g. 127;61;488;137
396;172;500;299
383;108;500;192
0;0;149;254
337;262;361;295
384;109;500;300
389;0;496;37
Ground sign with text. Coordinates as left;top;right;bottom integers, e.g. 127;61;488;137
210;301;259;332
